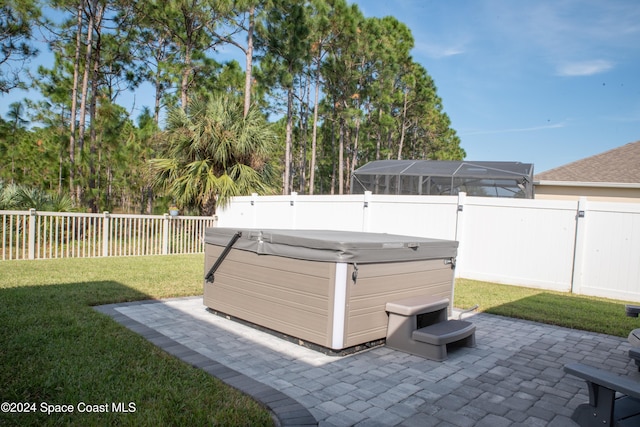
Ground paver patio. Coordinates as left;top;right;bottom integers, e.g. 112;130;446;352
96;296;639;426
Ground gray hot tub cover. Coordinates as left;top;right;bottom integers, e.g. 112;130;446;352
204;228;457;263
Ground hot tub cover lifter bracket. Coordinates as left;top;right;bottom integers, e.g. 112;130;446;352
205;231;242;283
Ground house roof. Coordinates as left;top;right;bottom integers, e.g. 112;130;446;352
534;141;640;184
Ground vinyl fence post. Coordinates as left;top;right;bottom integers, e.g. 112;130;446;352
570;197;588;295
162;213;170;255
28;208;36;260
290;192;297;229
454;192;467;278
102;212;109;257
362;191;372;232
251;193;258;227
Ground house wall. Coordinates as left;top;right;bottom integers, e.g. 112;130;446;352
535;183;640;203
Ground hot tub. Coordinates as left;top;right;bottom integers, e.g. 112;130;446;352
203;228;458;352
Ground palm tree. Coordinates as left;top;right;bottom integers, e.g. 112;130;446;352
150;95;277;215
0;181;74;211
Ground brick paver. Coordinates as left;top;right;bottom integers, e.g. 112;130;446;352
96;297;639;426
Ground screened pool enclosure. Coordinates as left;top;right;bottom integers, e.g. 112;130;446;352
351;160;534;198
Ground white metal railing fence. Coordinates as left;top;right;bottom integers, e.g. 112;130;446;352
1;209;217;260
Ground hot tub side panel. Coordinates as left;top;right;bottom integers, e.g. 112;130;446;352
204;244;337;348
342;259;454;348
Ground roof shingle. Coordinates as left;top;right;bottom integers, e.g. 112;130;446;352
534;140;640;183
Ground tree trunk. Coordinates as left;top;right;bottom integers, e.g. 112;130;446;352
146;187;153;214
283;85;294;194
298;79;309;194
338;116;344;195
330;112;336;195
243;5;254;118
375;108;382;160
77;0;98;202
69;0;83;202
309;44;321;195
181;49;191;110
153;36;166;125
88;2;104;213
349;116;360;193
397;89;408;160
88;31;101;212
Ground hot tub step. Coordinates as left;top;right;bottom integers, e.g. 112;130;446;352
412;320;476;346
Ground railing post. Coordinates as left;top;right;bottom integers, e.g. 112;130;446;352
162;213;170;255
28;208;36;260
102;211;110;257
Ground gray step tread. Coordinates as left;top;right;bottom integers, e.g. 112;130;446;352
412;320;475;345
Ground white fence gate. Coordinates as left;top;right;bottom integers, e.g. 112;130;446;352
1;210;216;260
217;192;640;302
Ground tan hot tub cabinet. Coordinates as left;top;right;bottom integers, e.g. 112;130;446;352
203;228;458;353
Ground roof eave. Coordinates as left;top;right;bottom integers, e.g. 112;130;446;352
534;180;640;189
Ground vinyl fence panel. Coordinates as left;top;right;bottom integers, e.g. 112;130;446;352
215;196;256;227
574;201;640;301
455;197;579;291
365;194;459;240
293;195;368;231
217;193;369;231
222;195;298;229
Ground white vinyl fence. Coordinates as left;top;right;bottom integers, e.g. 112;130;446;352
1;209;216;260
217;192;640;302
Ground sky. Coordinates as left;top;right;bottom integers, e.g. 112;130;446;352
352;0;640;173
2;0;639;174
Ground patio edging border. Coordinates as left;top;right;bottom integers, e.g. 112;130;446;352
93;297;317;427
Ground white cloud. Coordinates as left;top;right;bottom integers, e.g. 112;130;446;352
556;60;614;76
414;40;465;59
474;1;638;76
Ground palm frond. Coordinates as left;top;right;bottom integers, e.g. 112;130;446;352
149;94;276;214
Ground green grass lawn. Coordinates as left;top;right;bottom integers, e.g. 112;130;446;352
0;255;274;427
454;278;640;338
